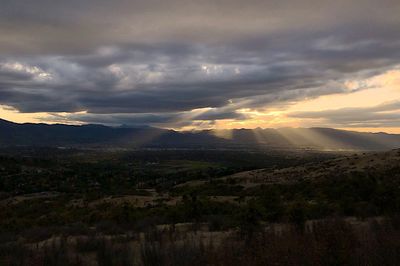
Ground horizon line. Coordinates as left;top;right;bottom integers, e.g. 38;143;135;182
1;117;397;135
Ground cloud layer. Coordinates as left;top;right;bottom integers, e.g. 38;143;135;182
290;101;400;128
1;0;400;128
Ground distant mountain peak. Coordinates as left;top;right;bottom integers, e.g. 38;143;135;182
0;118;17;126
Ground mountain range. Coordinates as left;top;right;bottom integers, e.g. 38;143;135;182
1;118;400;151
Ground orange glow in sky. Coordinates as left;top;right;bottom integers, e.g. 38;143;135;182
2;69;400;133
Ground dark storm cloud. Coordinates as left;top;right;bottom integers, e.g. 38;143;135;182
59;113;183;127
1;0;400;126
46;108;247;127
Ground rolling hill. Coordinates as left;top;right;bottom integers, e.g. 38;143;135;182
1;118;400;150
178;149;400;190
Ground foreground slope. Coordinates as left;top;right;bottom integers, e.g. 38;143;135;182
1;148;400;265
180;149;400;188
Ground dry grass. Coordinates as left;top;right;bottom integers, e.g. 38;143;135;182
1;217;400;266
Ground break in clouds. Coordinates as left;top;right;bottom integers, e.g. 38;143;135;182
1;0;400;128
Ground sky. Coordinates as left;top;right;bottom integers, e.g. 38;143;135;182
1;0;400;132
